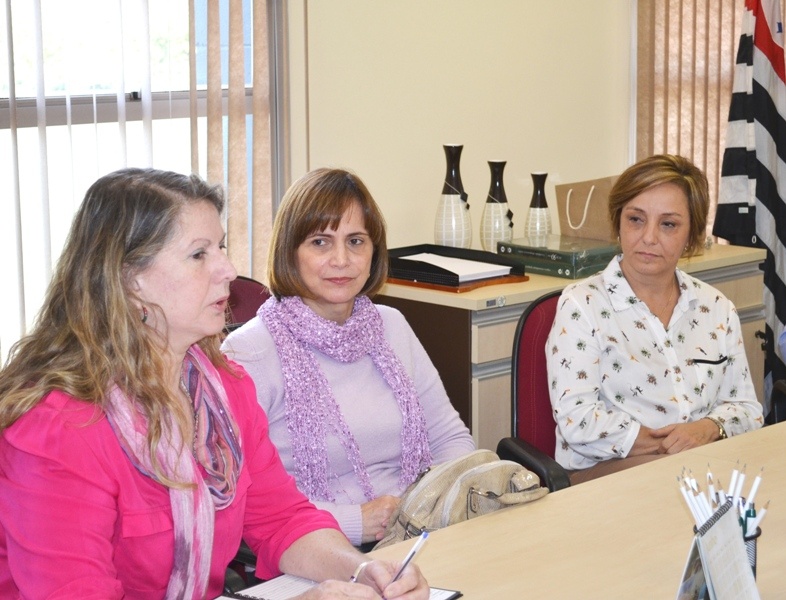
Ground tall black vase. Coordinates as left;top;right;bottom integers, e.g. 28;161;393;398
434;144;471;248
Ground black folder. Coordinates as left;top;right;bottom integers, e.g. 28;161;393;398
389;244;526;287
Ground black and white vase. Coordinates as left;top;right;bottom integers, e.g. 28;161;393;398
525;171;552;245
480;160;513;252
434;144;472;248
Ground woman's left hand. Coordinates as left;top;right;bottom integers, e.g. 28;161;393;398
651;418;719;454
356;560;429;600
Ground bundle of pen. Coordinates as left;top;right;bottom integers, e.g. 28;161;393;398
678;463;768;576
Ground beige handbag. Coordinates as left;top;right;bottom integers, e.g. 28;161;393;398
373;449;548;549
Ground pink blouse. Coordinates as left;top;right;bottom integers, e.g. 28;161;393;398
0;361;340;599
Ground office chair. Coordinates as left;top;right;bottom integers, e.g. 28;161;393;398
496;290;571;492
225;543;262;592
223;566;248;595
226;275;271;333
222;275;270;590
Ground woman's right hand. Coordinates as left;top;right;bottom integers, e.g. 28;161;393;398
295;560;429;599
360;495;400;543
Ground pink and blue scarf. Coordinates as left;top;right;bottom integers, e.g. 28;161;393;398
105;344;242;599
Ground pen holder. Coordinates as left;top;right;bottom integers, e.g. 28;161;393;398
743;526;761;579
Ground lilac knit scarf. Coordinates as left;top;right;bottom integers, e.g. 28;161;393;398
105;344;242;599
261;295;432;502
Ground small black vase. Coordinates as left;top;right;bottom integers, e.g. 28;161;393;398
525;172;552;241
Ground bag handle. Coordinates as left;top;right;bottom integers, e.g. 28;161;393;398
467;486;549;514
565;185;596;230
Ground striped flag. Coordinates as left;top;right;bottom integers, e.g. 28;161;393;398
713;0;786;418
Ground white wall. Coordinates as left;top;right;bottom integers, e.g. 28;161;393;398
286;0;633;249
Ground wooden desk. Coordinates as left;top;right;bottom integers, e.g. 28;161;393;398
377;245;767;450
371;424;784;598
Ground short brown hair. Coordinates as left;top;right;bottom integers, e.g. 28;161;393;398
267;168;388;299
608;154;709;257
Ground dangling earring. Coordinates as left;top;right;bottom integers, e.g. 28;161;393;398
141;306;148;324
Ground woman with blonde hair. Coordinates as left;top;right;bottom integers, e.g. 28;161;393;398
0;168;428;599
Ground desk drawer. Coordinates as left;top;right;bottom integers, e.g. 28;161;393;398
471;372;511;451
711;273;764;311
471;319;519;364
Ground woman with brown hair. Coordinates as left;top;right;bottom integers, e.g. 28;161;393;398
222;168;474;548
547;154;763;485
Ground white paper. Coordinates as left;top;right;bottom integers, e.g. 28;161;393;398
215;574;316;599
401;252;511;283
217;574;461;600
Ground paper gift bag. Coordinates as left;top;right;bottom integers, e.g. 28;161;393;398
555;175;618;242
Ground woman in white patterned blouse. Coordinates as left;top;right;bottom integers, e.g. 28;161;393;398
547;155;763;485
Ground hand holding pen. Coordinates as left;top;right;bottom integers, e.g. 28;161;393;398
347;532;430;599
390;532;429;584
382;532;429;599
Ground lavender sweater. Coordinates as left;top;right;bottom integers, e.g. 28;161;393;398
222;304;475;545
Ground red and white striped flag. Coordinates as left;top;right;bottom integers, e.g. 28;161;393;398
714;0;786;418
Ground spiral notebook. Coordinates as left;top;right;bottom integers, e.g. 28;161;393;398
217;574;461;600
676;500;759;600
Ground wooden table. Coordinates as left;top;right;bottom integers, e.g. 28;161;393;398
371;423;785;598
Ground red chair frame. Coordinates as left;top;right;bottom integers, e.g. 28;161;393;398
497;290;570;491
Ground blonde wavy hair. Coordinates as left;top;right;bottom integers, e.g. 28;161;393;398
0;168;230;481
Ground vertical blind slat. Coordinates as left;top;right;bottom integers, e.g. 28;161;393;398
251;0;272;283
33;0;51;277
4;0;25;336
140;0;153;165
117;0;127;166
227;0;248;275
206;0;222;185
188;0;198;174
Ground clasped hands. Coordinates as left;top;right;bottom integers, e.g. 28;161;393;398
632;418;720;456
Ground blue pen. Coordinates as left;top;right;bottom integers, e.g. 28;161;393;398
390;531;429;584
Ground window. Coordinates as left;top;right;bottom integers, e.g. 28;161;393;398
0;0;275;362
636;0;745;235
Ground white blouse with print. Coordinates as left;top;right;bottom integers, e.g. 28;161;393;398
546;256;764;470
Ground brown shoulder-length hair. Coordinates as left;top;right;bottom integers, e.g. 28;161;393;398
608;154;709;257
267;168;388;299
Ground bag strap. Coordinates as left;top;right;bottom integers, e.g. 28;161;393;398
565;185;596;230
